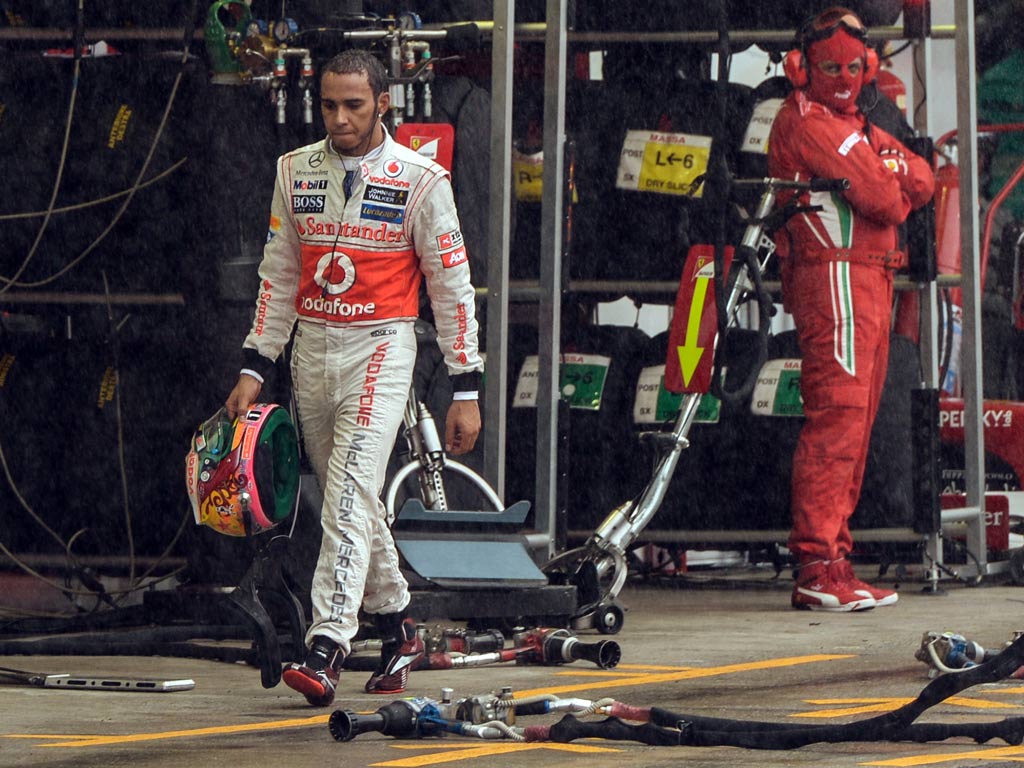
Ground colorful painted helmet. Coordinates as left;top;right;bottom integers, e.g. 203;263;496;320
185;403;300;537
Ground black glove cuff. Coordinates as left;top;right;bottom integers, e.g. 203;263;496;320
450;370;482;395
241;348;276;381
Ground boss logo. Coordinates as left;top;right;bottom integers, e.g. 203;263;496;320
293;195;326;213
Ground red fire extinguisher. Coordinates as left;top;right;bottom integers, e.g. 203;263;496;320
893;147;962;395
893;123;1024;397
876;67;907;118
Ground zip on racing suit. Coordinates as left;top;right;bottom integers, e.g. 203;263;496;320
239;129;483;654
768;89;934;564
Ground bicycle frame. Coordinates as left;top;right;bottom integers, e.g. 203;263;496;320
384;386;503;521
591;179;792;559
543;176;849;632
401;391;449;510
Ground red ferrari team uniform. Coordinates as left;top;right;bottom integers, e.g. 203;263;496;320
768;90;934;564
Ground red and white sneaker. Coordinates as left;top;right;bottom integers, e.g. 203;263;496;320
364;618;425;695
792;560;876;612
282;637;344;707
830;558;899;607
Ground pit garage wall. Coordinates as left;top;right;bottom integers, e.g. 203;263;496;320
0;4;510;571
0;1;998;577
489;0;994;573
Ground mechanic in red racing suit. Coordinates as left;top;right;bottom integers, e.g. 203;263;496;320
225;49;484;705
768;7;934;612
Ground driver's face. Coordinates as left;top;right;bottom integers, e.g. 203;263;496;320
320;71;386;156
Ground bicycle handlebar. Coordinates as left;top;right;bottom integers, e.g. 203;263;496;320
732;177;850;193
808;177;850;192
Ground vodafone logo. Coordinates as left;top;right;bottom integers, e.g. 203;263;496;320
383;159;404;178
314;251;356;295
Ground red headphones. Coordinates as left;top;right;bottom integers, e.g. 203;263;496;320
782;15;879;88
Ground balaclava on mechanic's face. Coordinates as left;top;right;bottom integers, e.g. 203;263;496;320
805;25;866;114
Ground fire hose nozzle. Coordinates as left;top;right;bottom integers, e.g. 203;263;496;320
548;634;622;669
515;628;622;669
329;710;371;742
329;700;419;741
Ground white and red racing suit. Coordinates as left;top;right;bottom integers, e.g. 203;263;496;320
240;130;483;653
768;90;934;563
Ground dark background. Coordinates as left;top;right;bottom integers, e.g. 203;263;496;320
0;0;1020;586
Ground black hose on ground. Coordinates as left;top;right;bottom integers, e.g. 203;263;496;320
548;632;1024;748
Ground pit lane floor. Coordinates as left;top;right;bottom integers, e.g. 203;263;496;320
3;567;1024;768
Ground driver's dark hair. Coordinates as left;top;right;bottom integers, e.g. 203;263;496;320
321;49;389;98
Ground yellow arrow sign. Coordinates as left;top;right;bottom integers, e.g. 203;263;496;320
676;271;711;387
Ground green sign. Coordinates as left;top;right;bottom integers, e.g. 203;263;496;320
656;383;721;424
560;360;609;410
513;354;611;411
751;359;804;417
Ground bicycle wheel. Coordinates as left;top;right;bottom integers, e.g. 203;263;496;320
384;459;504;522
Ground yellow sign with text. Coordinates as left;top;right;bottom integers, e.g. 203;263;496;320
616;129;711;198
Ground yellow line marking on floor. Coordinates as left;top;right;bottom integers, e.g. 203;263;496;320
4;715;328;748
612;663;696;671
795;695;1021;718
514;654;854;698
560;670;661;677
4;734;109;741
864;745;1024;766
369;742;622;767
0;653;849;749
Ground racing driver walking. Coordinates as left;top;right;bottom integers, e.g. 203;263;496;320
225;48;483;705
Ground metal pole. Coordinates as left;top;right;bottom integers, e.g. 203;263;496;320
953;0;987;571
483;0;515;500
909;15;945;585
534;0;567;561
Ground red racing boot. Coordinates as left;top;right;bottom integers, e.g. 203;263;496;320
365;615;424;695
792;559;876;612
830;557;899;607
282;636;345;707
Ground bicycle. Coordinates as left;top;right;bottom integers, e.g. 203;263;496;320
541;176;850;634
380;177;848;633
